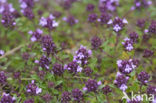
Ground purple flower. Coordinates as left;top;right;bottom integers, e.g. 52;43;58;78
137;71;150;85
85;79;98;92
143;49;154;58
99;0;119;12
64;61;82;74
88;13;97;23
73;45;92;66
129;32;139;43
0;71;7;84
21;7;34;19
61;91;71;103
108;17;128;32
127;99;141;103
98;12;111;24
39;14;59;30
26;80;42;95
147;85;156;95
117;59;137;74
29;29;43;42
37;70;46;79
0;50;5;56
72;88;83;101
19;0;35;9
0;3;15;14
42;93;52;102
0;93;16;103
114;72;129;91
62;0;72;10
52;63;64;76
53;11;62;18
39;55;50;69
83;67;93;76
1;11;16;28
137;19;145;28
148;21;156;34
86;4;95;12
24;99;34;103
22;52;30;60
91;36;102;49
102;85;112;95
134;0;152;9
122;37;134;51
0;0;7;3
41;35;56;55
64;15;78;26
13;72;21;79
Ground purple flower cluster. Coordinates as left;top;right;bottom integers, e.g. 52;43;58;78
0;71;7;84
137;19;146;28
28;28;43;42
88;13;97;23
61;91;71;103
85;79;99;92
19;0;37;19
98;12;111;25
99;0;119;12
39;14;59;31
83;67;93;76
127;99;141;103
114;72;129;91
129;32;139;43
0;93;16;103
86;4;95;12
64;61;82;74
102;85;112;95
122;37;134;51
62;0;76;10
39;55;50;69
122;32;139;51
0;1;16;28
63;15;78;26
132;0;152;10
42;93;52;102
108;17;128;32
137;71;150;85
147;85;156;95
73;45;92;66
1;10;16;28
26;80;42;95
143;49;154;58
52;63;64;76
0;1;15;14
72;88;83;101
148;21;156;34
117;59;137;74
91;36;102;49
41;35;56;55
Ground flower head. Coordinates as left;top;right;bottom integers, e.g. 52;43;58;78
114;72;129;91
72;88;83;101
85;79;98;92
91;36;102;49
52;63;64;76
117;59;137;74
0;71;7;84
61;91;71;103
137;71;150;85
73;45;92;66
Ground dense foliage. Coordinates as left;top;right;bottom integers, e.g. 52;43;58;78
0;0;156;103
